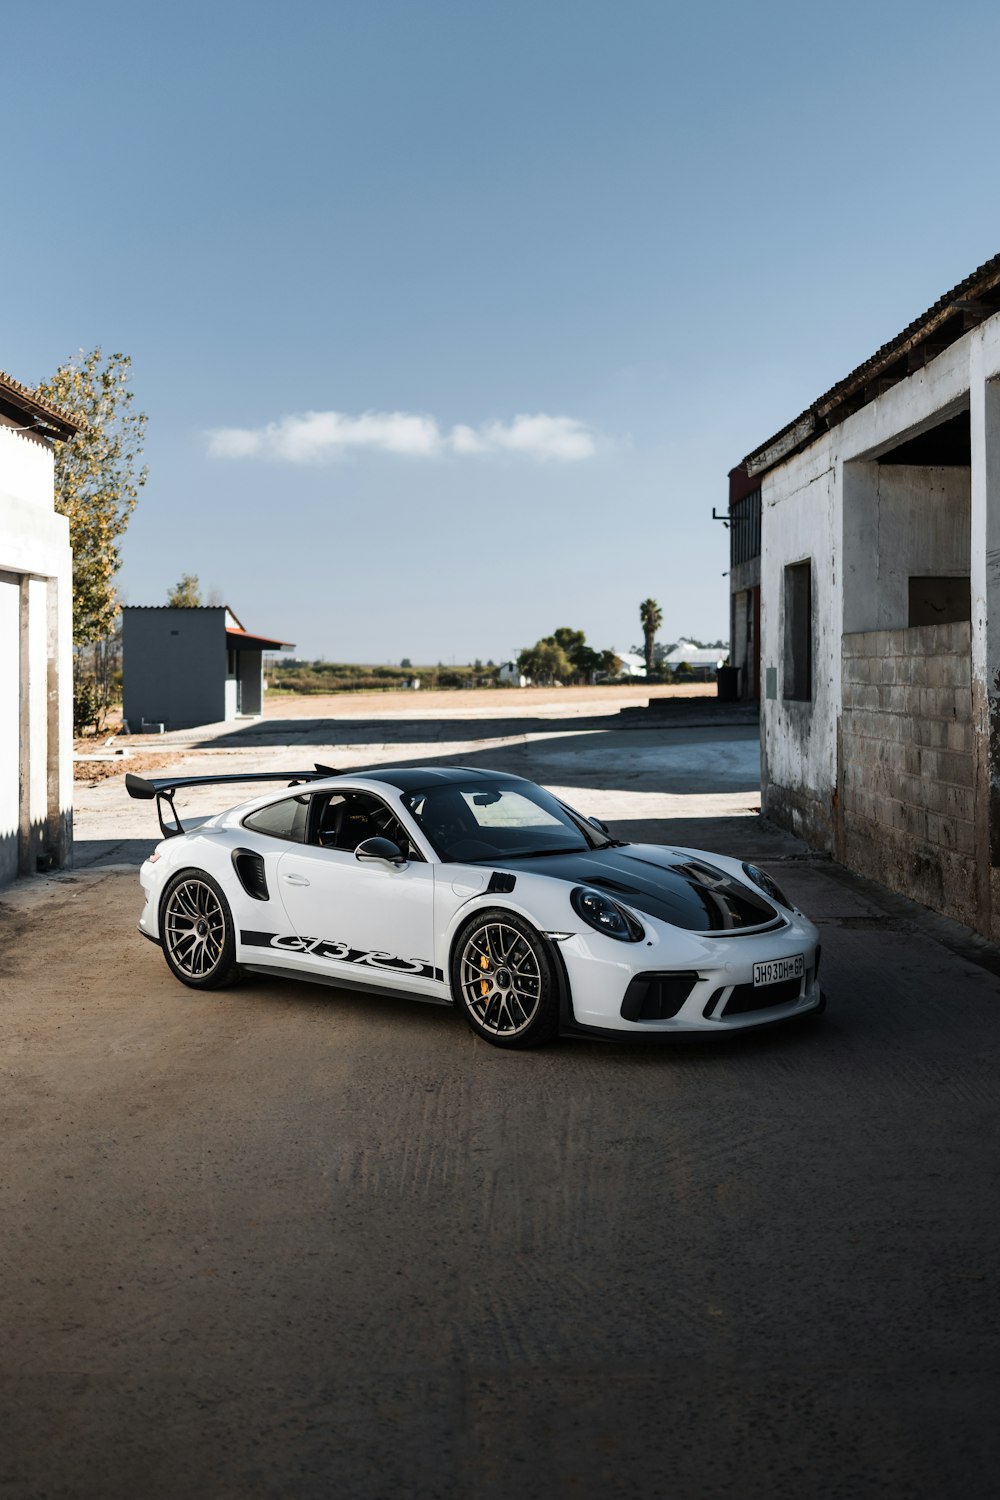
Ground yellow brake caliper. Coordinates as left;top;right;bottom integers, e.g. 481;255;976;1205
480;953;490;996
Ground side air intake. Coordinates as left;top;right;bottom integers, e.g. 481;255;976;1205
232;848;269;902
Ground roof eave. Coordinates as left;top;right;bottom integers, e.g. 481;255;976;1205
0;371;83;440
740;250;1000;482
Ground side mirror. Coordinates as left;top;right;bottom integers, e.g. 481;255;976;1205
588;816;610;835
355;836;407;867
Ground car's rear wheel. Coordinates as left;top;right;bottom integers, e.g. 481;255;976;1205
160;870;242;990
451;909;560;1049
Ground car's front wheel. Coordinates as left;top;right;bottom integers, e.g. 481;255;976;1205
160;870;242;990
451;909;560;1049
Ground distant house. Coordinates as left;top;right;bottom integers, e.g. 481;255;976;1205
615;652;647;679
0;369;81;886
661;642;726;681
498;660;528;687
122;605;293;730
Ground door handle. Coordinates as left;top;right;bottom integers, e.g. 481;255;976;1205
284;873;310;886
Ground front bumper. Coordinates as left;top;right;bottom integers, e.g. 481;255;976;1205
556;916;822;1035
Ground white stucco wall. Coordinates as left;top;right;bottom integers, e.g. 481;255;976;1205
759;440;840;840
0;574;20;883
760;308;1000;865
0;419;73;885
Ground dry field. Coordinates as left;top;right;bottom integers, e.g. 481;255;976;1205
262;680;715;719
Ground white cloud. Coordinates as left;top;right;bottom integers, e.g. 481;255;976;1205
476;414;597;461
206;409;598;464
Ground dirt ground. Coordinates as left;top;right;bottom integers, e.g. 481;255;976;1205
262;681;715;717
5;695;1000;1496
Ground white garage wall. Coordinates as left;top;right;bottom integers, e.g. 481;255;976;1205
0;418;73;884
0;575;19;884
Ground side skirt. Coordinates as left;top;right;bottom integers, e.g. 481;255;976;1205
241;962;454;1007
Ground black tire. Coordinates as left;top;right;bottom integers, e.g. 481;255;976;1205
159;869;243;990
450;908;561;1049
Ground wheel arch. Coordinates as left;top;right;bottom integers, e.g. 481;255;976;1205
157;862;222;929
445;900;574;1025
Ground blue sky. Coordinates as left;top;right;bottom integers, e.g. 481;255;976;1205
5;0;1000;662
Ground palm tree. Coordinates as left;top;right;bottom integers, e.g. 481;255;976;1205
639;598;662;677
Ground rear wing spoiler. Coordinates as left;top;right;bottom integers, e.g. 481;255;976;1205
125;764;340;839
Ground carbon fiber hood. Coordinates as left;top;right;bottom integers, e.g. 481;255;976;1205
517;845;778;932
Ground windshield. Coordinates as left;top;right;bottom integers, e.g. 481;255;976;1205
402;781;594;862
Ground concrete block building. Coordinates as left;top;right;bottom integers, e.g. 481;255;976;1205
122;605;292;730
729;251;1000;935
0;370;80;885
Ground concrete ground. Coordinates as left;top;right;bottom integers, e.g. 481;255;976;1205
3;692;999;1498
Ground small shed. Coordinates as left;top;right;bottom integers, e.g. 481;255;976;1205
122;605;293;730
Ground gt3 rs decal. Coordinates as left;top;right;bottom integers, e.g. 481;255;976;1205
240;930;443;982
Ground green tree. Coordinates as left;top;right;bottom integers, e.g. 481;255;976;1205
519;628;623;685
167;573;201;607
552;627;586;660
639;598;663;677
36;348;148;645
518;638;574;684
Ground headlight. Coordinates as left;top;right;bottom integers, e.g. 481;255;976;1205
570;886;644;942
741;862;790;909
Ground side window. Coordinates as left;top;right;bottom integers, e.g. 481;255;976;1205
243;794;310;843
783;560;812;701
314;792;422;859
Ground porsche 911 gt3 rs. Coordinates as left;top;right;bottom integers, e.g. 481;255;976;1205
127;764;824;1048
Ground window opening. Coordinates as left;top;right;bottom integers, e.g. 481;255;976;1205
783;561;812;701
907;576;971;627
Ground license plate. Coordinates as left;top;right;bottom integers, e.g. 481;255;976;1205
753;954;804;987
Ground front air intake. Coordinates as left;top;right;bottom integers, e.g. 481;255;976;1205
724;977;802;1016
621;972;699;1022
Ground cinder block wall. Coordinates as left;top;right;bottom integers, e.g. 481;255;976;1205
840;622;974;922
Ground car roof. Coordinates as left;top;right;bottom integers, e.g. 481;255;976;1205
361;766;527;793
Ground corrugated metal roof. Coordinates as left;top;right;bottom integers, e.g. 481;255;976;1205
0;369;82;440
124;604;244;628
741;250;1000;477
123;604;291;648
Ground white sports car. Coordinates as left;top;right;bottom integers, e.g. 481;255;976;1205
127;765;824;1049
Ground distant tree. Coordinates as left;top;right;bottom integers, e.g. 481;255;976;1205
36;348;147;731
639;599;663;677
520;627;622;684
36;348;148;646
552;627;586;660
167;573;202;607
518;638;574;684
400;657;412;669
